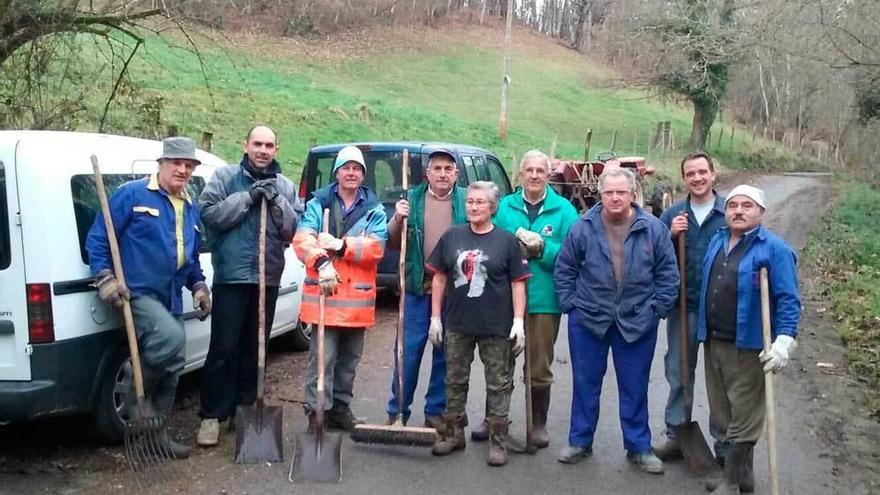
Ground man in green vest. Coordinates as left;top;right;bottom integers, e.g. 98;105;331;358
471;149;579;447
384;148;468;428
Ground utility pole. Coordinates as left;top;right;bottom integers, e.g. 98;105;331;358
498;0;513;141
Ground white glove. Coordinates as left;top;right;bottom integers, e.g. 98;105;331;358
515;227;544;249
509;317;525;355
429;317;443;348
317;261;340;296
759;334;798;373
317;232;344;252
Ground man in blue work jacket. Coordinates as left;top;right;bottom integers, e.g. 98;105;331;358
554;167;679;474
87;137;211;459
698;184;800;494
655;152;729;463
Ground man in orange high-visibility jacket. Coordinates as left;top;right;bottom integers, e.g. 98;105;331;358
294;145;387;431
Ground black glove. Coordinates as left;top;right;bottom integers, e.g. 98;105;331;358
269;203;285;228
249;179;278;204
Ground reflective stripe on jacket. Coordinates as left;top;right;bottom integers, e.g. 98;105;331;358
294;184;388;328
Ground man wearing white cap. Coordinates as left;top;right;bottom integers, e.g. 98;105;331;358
294;145;387;431
697;184;801;494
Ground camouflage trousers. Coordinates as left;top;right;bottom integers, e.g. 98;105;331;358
444;332;513;418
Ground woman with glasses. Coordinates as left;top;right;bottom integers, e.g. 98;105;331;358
425;181;530;467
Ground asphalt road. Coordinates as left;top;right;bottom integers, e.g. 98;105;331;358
2;173;877;495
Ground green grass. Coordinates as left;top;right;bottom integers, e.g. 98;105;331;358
57;26;779;179
805;179;880;416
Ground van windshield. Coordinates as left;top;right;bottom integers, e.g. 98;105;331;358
0;162;9;270
70;175;210;264
305;150;421;204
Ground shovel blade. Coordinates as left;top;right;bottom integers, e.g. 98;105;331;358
674;421;718;476
233;403;284;464
290;431;343;483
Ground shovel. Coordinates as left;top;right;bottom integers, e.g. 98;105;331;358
760;267;780;495
234;198;284;463
92;155;175;479
507;286;537;455
290;208;343;483
671;232;717;476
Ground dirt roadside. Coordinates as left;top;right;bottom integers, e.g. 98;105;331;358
1;173;878;494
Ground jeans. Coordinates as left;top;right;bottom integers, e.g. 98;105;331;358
386;293;446;421
303;327;366;412
130;295;185;414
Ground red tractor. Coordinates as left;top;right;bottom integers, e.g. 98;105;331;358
549;151;672;217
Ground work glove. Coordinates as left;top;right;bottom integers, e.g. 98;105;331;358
317;232;345;253
95;269;130;308
317;261;340;296
429;317;444;348
509;317;525;356
249;179;278;204
759;334;798;373
515;227;544;259
192;281;212;320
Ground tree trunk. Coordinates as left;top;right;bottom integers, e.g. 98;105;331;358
691;97;718;151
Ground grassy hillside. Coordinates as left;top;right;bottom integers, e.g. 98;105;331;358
76;23;777;179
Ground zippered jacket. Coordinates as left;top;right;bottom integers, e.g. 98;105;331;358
87;174;206;315
554;203;679;342
199;156;300;286
494;185;579;314
294;184;387;328
696;225;801;349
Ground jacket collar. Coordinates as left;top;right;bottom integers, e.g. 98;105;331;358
239;154;282;180
507;185;564;211
585;202;650;231
147;173;192;205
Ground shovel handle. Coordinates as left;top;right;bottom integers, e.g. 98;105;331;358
316;209;330;425
256;198;267;401
523;285;536;453
395;150;409;421
91;155;146;403
760;268;780;495
677;231;693;414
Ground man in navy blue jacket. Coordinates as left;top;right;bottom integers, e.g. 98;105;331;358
554;167;679;474
87;137;210;459
698;185;800;494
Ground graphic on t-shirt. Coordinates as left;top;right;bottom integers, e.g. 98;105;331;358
453;249;488;298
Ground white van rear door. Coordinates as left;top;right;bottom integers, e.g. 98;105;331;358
0;151;31;380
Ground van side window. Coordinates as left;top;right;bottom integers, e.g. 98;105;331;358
70;175;211;264
312;156;334;192
371;158;399;203
0;161;9;270
486;157;512;195
462;156;480;184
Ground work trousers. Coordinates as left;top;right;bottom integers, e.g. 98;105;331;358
567;319;657;453
445;332;512;418
704;338;766;444
130;295;186;414
303;327;366;412
199;283;279;421
506;312;560;394
386;293;446;421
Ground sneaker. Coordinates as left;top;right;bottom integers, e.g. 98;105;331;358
196;419;220;447
557;444;592;464
627;450;664;474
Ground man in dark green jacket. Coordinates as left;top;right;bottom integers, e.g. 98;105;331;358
475;149;579;448
196;125;300;446
384;149;467;428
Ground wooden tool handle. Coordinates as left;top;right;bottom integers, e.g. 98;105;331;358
91;155;145;401
395;150;409;419
256;198;267;401
316;208;330;421
678;232;693;414
760;267;780;495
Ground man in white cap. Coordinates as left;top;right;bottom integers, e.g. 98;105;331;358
86;136;211;458
697;184;801;494
294;145;387;431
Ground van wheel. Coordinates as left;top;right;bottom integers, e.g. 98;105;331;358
281;320;312;352
92;347;133;444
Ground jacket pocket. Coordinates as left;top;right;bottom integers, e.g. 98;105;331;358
133;206;160;217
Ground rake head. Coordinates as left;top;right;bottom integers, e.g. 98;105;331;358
123;414;176;484
350;423;438;447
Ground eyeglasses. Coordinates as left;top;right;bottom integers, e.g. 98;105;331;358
466;199;491;207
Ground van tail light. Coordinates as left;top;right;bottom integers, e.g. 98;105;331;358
298;179;308;203
27;283;55;344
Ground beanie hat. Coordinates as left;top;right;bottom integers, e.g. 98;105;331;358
332;145;366;175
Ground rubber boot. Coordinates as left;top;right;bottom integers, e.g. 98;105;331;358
708;442;747;494
531;385;551;449
739;443;755;493
432;413;466;456
487;416;509;467
326;402;362;432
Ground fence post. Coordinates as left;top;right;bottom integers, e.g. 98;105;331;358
201;131;213;152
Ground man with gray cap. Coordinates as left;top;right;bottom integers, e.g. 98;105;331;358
86;136;211;459
294;145;387;432
196;125;300;446
697;184;801;494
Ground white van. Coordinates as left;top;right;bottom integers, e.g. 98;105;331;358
0;131;306;442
